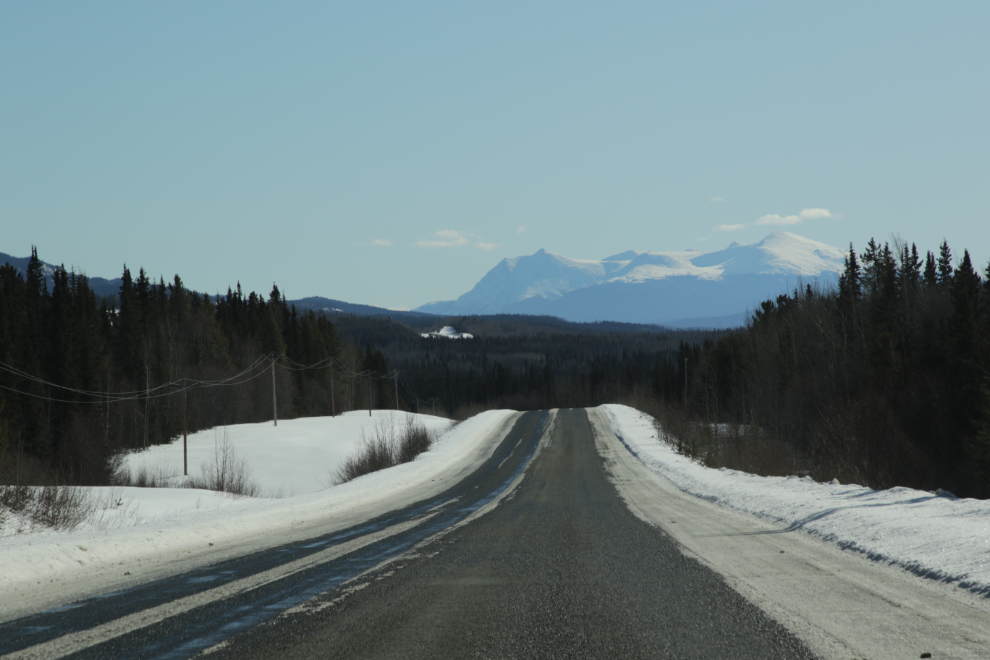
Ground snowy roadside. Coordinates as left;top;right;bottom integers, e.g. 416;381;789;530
599;404;990;597
0;410;518;608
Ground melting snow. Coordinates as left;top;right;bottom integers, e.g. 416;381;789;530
600;404;990;597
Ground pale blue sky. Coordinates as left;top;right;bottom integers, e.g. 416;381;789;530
2;2;988;309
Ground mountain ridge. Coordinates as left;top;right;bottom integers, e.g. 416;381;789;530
415;232;845;327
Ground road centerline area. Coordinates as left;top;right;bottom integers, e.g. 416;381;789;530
205;409;816;660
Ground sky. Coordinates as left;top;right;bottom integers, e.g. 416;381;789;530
2;2;988;310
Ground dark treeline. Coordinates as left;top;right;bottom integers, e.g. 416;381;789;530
0;248;397;485
350;321;722;416
684;238;990;498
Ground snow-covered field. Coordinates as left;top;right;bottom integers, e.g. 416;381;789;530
600;404;990;597
120;411;454;497
0;410;518;611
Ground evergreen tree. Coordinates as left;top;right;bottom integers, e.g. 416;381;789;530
923;251;938;286
258;302;286;356
838;244;861;304
937;240;954;285
861;239;880;294
951;250;982;358
899;243;922;292
26;246;48;298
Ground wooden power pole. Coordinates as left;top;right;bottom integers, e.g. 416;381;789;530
394;370;399;410
329;360;335;417
272;354;278;426
183;379;188;477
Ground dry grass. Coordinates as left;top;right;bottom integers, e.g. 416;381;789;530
113;460;183;488
627;397;799;478
185;427;260;497
0;484;94;532
335;413;438;484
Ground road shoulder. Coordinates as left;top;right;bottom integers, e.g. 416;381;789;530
588;406;990;660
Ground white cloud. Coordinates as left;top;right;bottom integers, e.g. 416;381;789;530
370;238;393;246
415;229;471;248
755;208;832;226
755;213;800;226
798;207;832;220
516;225;527;235
415;230;500;250
715;223;746;232
710;197;725;203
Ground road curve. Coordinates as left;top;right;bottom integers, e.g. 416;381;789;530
207;408;815;660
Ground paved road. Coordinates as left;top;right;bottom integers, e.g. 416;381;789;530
209;409;815;660
0;412;548;659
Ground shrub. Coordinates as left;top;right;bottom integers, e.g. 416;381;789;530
186;427;259;497
335;414;438;484
0;484;94;532
398;418;433;463
113;460;182;488
630;397;798;478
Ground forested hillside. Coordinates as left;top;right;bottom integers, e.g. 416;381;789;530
355;324;718;416
0;249;384;485
680;239;990;498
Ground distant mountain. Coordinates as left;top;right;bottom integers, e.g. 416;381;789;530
288;296;436;321
0;251;123;300
414;232;845;328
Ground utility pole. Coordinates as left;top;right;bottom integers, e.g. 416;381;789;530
183;379;188;477
329;360;335;417
272;354;278;426
144;366;149;448
394;370;399;410
367;373;372;417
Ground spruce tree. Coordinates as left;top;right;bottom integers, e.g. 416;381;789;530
949;250;983;460
26;246;48;298
899;243;922;291
951;250;981;357
923;251;938;286
937;240;954;285
838;244;861;304
861;238;880;294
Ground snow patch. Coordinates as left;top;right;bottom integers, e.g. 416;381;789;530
421;326;474;339
600;404;990;597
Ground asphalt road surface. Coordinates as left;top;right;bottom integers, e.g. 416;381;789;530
2;409;817;659
208;408;815;660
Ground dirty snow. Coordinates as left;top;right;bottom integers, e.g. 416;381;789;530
600;404;990;597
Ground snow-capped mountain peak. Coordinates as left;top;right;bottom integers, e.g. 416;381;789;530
691;231;845;276
415;232;845;326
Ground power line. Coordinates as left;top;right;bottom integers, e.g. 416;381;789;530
0;351;405;408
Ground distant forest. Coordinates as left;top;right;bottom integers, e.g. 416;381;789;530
2;238;989;499
680;239;990;498
0;249;351;484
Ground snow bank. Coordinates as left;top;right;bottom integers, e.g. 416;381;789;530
600;404;990;596
120;410;453;497
0;410;517;596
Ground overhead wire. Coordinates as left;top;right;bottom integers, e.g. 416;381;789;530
0;351;407;408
